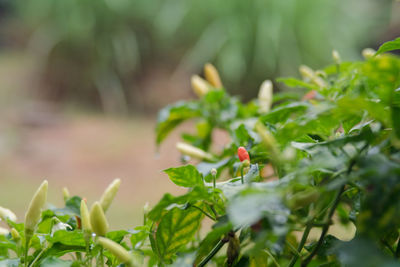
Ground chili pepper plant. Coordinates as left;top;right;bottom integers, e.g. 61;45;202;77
1;38;400;266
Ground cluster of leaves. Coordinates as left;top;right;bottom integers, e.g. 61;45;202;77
1;38;400;266
150;40;400;266
0;181;146;266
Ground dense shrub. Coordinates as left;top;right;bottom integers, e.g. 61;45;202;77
0;38;400;266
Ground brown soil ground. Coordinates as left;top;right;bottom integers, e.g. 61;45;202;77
0;112;189;229
0;51;190;229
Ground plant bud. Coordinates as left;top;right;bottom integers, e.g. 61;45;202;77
90;202;109;236
255;123;276;149
315;70;327;78
227;232;240;266
299;65;326;88
237;147;250;162
0;227;9;236
80;199;92;232
100;178;121;212
313;76;326;88
176;142;213;161
332;50;341;64
302;90;317;101
11;228;20;241
258;80;273;113
97;237;133;265
143;202;150;215
254;122;280;164
362;48;376;59
62;187;70;202
241;159;250;168
191;75;211;97
211;168;217;176
0;206;17;222
204;63;223;88
299;65;314;80
25;180;48;235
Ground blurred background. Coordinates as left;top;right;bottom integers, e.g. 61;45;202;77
0;0;399;229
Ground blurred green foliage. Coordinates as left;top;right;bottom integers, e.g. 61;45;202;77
13;0;394;111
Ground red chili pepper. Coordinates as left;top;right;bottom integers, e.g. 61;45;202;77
237;147;250;162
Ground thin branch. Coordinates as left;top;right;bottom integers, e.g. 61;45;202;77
240;166;244;184
381;239;396;256
263;249;281;267
28;248;47;267
301;185;345;267
288;222;313;267
191;205;216;221
197;238;228;267
286;240;302;258
300;146;367;266
395;236;400;258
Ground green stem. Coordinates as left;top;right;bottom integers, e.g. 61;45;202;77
381;239;396;256
192;205;216;221
288;222;312;267
76;252;82;262
395;235;400;258
24;235;31;267
28;247;47;267
336;63;340;74
263;249;280;267
301;145;368;266
301;185;345;267
84;233;91;265
97;246;104;267
210;205;218;219
240;166;244;184
198;238;228;267
212;172;216;188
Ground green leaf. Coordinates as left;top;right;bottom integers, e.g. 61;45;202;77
334;237;400;267
42;243;86;259
5;220;24;233
391;87;400;138
155;207;203;262
260;102;309;124
147;186;214;221
106;230;130;243
375;38;400;55
277;77;318;90
194;222;232;265
232;124;253;146
227;188;288;232
197;158;231;182
164;165;203;188
0;259;19;267
215;164;261;198
131;225;150;249
170;252;197;267
40;257;73;267
65;196;82;215
0;235;16;253
272;92;301;103
49;196;82;217
203;89;225;103
47;230;85;246
156;101;200;145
